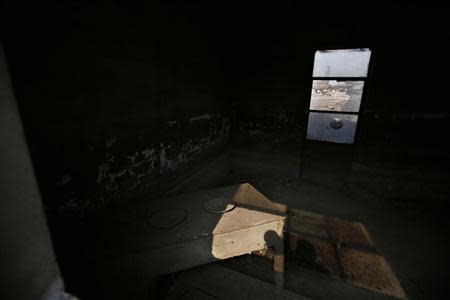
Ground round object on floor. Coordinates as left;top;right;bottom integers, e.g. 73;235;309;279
203;197;236;214
148;208;188;229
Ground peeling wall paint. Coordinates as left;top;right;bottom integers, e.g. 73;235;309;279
92;115;230;207
160;137;217;172
239;108;297;132
189;113;213;123
45;114;229;225
248;129;264;136
267;109;290;124
235;106;301;146
57;175;71;186
57;193;88;221
96;147;159;200
161;115;230;173
105;136;118;148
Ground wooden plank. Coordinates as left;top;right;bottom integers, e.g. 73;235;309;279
212;184;286;235
212;220;284;259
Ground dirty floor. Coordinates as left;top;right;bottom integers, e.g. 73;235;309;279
217;145;450;299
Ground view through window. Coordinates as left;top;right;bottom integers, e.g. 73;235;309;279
306;49;372;144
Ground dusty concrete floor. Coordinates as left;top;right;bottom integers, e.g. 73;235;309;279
220;143;450;299
56;140;450;300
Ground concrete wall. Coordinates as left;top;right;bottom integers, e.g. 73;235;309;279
1;1;449;298
2;2;230;226
2;0;449;227
224;2;450;160
3;1;449;226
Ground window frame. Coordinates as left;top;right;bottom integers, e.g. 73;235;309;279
305;48;375;144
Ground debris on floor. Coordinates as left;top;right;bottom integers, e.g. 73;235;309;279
285;208;406;299
180;208;408;300
339;247;406;299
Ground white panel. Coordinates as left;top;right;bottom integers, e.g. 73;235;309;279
313;49;371;77
307;112;358;144
309;80;364;112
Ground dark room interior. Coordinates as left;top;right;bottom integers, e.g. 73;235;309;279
1;1;449;299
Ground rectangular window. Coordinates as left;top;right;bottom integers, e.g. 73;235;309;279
309;80;364;112
307;49;371;144
313;49;371;77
